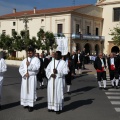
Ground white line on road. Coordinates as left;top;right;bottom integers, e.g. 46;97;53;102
105;92;120;95
107;96;120;99
111;101;120;105
108;89;120;91
115;108;120;112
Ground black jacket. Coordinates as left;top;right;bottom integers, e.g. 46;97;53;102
107;57;120;71
94;57;106;70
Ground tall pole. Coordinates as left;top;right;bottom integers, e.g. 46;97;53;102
20;14;32;94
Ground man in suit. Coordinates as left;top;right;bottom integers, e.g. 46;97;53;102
107;53;119;89
94;53;107;90
70;51;77;75
76;50;83;74
38;53;49;89
81;48;86;69
49;52;55;62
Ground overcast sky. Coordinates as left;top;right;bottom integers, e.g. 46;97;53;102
0;0;97;15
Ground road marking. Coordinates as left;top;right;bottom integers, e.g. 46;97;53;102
115;108;120;112
111;101;120;105
107;96;120;99
105;92;120;95
108;89;120;91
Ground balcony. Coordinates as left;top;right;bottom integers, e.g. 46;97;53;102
72;34;105;41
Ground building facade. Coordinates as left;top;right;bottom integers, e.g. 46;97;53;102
96;0;120;54
0;5;104;57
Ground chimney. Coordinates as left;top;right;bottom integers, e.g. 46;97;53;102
13;8;16;13
34;7;36;14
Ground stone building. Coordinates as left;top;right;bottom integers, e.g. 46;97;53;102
0;4;104;57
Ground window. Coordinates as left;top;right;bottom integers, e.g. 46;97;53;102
113;8;120;21
2;30;6;35
12;29;15;36
57;24;63;33
87;26;91;35
96;28;99;36
13;22;16;26
76;24;80;34
41;26;45;31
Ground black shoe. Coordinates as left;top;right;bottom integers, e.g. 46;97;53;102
103;88;108;90
99;87;102;90
56;111;61;114
0;104;2;109
40;85;44;89
24;106;29;109
41;85;44;89
116;86;119;89
28;107;33;112
112;86;114;88
67;92;71;95
48;109;52;112
36;87;39;90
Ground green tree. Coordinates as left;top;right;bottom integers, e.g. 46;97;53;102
37;28;56;53
109;25;120;46
0;33;14;55
12;30;24;51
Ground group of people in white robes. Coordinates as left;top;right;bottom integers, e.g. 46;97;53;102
19;48;68;114
0;47;68;114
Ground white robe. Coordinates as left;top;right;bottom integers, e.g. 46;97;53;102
19;57;40;107
0;58;7;103
46;59;68;111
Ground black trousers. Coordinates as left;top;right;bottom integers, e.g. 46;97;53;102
76;63;82;69
65;72;72;85
97;71;107;81
109;70;119;80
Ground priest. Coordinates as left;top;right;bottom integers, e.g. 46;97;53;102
19;47;40;112
46;51;68;114
0;52;7;109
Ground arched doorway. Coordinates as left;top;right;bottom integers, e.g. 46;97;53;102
111;46;119;53
76;43;80;51
84;43;91;54
95;44;99;56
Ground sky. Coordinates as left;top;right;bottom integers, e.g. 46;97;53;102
0;0;97;15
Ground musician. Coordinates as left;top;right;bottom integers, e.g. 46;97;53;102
94;53;107;90
107;53;119;89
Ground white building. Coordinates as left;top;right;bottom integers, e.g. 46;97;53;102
96;0;120;54
0;4;104;57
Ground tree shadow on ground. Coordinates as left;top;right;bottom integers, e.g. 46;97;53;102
82;71;92;74
63;98;94;113
70;86;96;94
1;101;20;111
3;82;21;86
72;74;89;80
36;97;44;101
64;97;71;102
35;102;47;110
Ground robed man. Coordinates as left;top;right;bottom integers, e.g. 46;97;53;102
19;47;40;112
0;53;7;109
46;51;68;114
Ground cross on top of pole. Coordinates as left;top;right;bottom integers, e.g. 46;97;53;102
19;13;32;30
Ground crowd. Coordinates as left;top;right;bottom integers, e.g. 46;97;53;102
0;47;120;114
